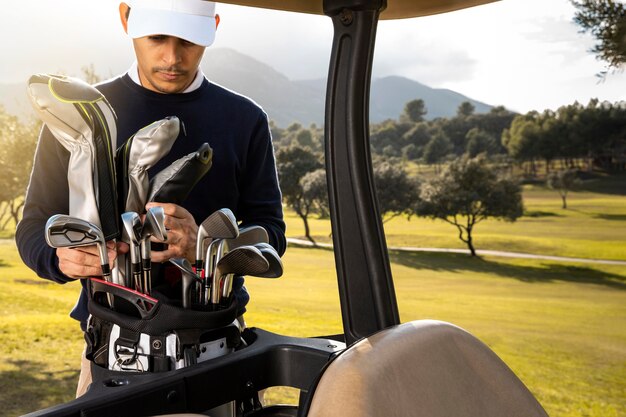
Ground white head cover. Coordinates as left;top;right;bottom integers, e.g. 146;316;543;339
127;0;217;47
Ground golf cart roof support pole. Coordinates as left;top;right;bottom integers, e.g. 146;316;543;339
323;0;400;346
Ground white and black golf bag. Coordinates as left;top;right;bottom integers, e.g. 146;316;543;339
84;278;241;373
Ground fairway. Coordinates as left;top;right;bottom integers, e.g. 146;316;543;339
285;183;626;261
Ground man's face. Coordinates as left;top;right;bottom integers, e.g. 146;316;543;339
133;35;206;94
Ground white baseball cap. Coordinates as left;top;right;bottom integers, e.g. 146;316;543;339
126;0;218;47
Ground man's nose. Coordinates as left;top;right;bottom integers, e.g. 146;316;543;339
162;38;183;66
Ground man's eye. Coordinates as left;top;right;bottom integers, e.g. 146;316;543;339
148;35;166;41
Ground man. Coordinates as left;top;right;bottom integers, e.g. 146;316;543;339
16;0;286;396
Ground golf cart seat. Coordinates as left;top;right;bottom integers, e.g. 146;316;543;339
304;320;548;417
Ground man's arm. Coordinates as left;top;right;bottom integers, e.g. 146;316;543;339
15;126;75;283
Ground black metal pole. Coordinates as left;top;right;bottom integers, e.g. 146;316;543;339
323;0;400;346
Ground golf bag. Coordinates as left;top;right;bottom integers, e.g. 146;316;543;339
84;278;241;373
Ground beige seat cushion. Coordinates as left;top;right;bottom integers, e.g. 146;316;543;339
307;320;548;417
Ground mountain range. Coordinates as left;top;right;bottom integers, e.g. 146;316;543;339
0;48;492;127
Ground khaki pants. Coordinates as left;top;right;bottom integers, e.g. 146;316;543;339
76;349;92;398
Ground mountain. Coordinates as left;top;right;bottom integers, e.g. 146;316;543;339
202;49;325;128
0;48;493;127
370;76;492;121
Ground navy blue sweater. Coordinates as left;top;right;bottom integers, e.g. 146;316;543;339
16;74;286;327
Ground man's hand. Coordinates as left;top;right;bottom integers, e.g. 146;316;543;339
146;202;198;263
57;241;127;280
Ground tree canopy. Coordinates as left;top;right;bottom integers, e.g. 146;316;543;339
415;155;524;256
572;0;626;75
372;161;420;223
0;108;39;229
276;144;323;242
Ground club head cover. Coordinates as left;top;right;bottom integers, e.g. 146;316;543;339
27;74;119;240
147;143;213;205
117;117;180;214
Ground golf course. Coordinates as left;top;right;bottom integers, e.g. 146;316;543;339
0;180;624;417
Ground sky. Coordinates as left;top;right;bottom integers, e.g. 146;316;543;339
1;0;625;114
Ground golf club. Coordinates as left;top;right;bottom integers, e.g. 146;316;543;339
117;117;180;214
45;214;111;280
121;212;143;291
200;209;239;303
195;208;239;276
206;224;268;305
140;206;167;295
219;243;282;309
168;258;202;309
147;142;213;206
212;245;269;309
223;225;269;251
251;243;284;279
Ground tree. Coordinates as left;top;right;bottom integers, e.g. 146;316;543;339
415;155;524;256
457;101;476;118
370;120;412;156
423;129;452;172
401;99;427;123
465;127;499;157
547;169;580;209
276;145;323;243
301;169;329;219
0;108;39;229
502;113;542;176
572;0;626;76
373;161;420;223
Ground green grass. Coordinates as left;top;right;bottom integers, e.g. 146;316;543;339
286;184;626;261
0;240;84;415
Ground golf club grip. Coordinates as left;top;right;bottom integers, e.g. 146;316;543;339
147;143;213;205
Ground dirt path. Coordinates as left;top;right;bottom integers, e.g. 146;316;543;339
287;238;626;266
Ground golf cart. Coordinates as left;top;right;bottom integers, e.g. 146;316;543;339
25;0;548;416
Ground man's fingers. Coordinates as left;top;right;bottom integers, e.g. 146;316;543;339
145;202;199;262
56;241;127;280
57;246;107;279
150;248;176;264
146;202;191;220
59;262;108;280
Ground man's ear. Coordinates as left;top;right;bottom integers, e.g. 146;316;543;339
119;2;130;33
215;14;220;30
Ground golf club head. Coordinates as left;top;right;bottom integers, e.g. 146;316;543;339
169;257;201;309
45;214;109;276
196;211;231;265
141;206;167;263
206;208;239;239
121;212;142;263
168;257;195;276
147;142;213;205
253;243;283;278
200;208;240;274
122;117;180;214
212;245;269;306
28;74;119;240
142;206;167;241
227;225;269;251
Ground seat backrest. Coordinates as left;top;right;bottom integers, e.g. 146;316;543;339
306;320;548;417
